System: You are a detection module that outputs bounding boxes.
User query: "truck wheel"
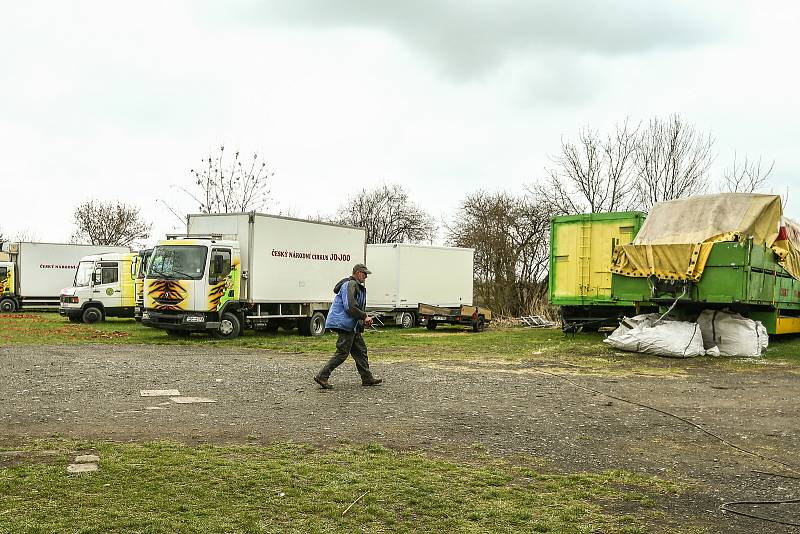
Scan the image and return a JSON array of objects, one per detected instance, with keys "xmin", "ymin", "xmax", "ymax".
[
  {"xmin": 472, "ymin": 316, "xmax": 486, "ymax": 333},
  {"xmin": 213, "ymin": 312, "xmax": 242, "ymax": 339},
  {"xmin": 0, "ymin": 298, "xmax": 16, "ymax": 312},
  {"xmin": 82, "ymin": 307, "xmax": 103, "ymax": 324},
  {"xmin": 299, "ymin": 311, "xmax": 326, "ymax": 337},
  {"xmin": 426, "ymin": 320, "xmax": 437, "ymax": 331},
  {"xmin": 400, "ymin": 312, "xmax": 415, "ymax": 329}
]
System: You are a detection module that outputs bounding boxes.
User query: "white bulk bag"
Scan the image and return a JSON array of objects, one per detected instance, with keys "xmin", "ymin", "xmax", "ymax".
[
  {"xmin": 696, "ymin": 309, "xmax": 768, "ymax": 357},
  {"xmin": 604, "ymin": 314, "xmax": 706, "ymax": 358}
]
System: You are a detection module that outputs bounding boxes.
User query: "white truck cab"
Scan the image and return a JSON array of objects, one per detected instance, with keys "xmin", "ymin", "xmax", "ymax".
[{"xmin": 60, "ymin": 252, "xmax": 138, "ymax": 323}]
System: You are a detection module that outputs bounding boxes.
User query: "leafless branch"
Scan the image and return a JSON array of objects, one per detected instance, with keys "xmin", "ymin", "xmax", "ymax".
[
  {"xmin": 447, "ymin": 191, "xmax": 553, "ymax": 316},
  {"xmin": 721, "ymin": 152, "xmax": 774, "ymax": 193},
  {"xmin": 70, "ymin": 200, "xmax": 151, "ymax": 246},
  {"xmin": 189, "ymin": 145, "xmax": 273, "ymax": 213},
  {"xmin": 334, "ymin": 184, "xmax": 436, "ymax": 244},
  {"xmin": 529, "ymin": 120, "xmax": 639, "ymax": 214},
  {"xmin": 633, "ymin": 114, "xmax": 716, "ymax": 209}
]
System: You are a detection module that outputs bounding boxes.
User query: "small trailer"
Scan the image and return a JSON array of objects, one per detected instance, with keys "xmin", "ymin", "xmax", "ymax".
[
  {"xmin": 0, "ymin": 242, "xmax": 128, "ymax": 312},
  {"xmin": 366, "ymin": 243, "xmax": 474, "ymax": 328},
  {"xmin": 417, "ymin": 303, "xmax": 492, "ymax": 332}
]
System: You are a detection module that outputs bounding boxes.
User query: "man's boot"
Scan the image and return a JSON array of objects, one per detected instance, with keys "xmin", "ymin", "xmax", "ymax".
[
  {"xmin": 362, "ymin": 377, "xmax": 383, "ymax": 386},
  {"xmin": 314, "ymin": 376, "xmax": 334, "ymax": 389}
]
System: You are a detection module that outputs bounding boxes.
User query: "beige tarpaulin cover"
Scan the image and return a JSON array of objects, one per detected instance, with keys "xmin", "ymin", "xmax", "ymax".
[{"xmin": 611, "ymin": 193, "xmax": 800, "ymax": 281}]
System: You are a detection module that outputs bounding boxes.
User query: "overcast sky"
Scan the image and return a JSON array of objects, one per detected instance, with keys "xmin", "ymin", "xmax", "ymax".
[{"xmin": 2, "ymin": 0, "xmax": 798, "ymax": 245}]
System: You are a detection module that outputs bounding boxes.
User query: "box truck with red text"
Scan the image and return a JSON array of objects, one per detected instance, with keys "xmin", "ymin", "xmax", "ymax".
[{"xmin": 141, "ymin": 212, "xmax": 366, "ymax": 338}]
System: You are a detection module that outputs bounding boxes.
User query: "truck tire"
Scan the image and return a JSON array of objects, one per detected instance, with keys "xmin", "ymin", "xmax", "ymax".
[
  {"xmin": 400, "ymin": 312, "xmax": 415, "ymax": 329},
  {"xmin": 0, "ymin": 298, "xmax": 16, "ymax": 313},
  {"xmin": 213, "ymin": 312, "xmax": 241, "ymax": 339},
  {"xmin": 426, "ymin": 320, "xmax": 437, "ymax": 331},
  {"xmin": 299, "ymin": 311, "xmax": 326, "ymax": 337},
  {"xmin": 82, "ymin": 306, "xmax": 103, "ymax": 324},
  {"xmin": 471, "ymin": 316, "xmax": 486, "ymax": 333}
]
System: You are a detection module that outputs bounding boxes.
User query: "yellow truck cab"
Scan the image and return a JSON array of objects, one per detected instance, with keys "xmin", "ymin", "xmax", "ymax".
[
  {"xmin": 142, "ymin": 236, "xmax": 242, "ymax": 337},
  {"xmin": 59, "ymin": 252, "xmax": 138, "ymax": 323},
  {"xmin": 0, "ymin": 261, "xmax": 15, "ymax": 312}
]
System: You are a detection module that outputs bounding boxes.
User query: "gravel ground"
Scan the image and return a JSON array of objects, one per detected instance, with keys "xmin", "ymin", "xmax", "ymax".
[{"xmin": 1, "ymin": 344, "xmax": 799, "ymax": 532}]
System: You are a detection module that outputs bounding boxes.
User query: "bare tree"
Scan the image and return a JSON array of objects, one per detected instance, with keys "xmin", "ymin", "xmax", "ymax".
[
  {"xmin": 530, "ymin": 120, "xmax": 639, "ymax": 215},
  {"xmin": 720, "ymin": 152, "xmax": 774, "ymax": 193},
  {"xmin": 334, "ymin": 184, "xmax": 435, "ymax": 244},
  {"xmin": 633, "ymin": 114, "xmax": 716, "ymax": 209},
  {"xmin": 71, "ymin": 200, "xmax": 151, "ymax": 246},
  {"xmin": 189, "ymin": 145, "xmax": 273, "ymax": 213},
  {"xmin": 448, "ymin": 191, "xmax": 553, "ymax": 316}
]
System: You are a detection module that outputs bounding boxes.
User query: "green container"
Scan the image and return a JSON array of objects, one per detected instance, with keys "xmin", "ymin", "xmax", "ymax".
[
  {"xmin": 549, "ymin": 212, "xmax": 653, "ymax": 328},
  {"xmin": 611, "ymin": 240, "xmax": 800, "ymax": 334}
]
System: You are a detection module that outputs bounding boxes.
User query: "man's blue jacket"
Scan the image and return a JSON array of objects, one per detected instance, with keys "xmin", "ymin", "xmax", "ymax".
[{"xmin": 325, "ymin": 276, "xmax": 367, "ymax": 332}]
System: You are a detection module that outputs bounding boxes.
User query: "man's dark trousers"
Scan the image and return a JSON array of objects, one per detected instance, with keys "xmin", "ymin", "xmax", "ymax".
[{"xmin": 319, "ymin": 329, "xmax": 372, "ymax": 381}]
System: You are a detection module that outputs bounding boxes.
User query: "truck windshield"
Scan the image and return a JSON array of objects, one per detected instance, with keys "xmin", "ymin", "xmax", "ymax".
[
  {"xmin": 74, "ymin": 261, "xmax": 94, "ymax": 287},
  {"xmin": 148, "ymin": 245, "xmax": 207, "ymax": 280}
]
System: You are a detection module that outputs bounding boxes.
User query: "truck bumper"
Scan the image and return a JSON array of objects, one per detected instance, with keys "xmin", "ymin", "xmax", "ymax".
[
  {"xmin": 141, "ymin": 310, "xmax": 219, "ymax": 331},
  {"xmin": 59, "ymin": 306, "xmax": 81, "ymax": 319}
]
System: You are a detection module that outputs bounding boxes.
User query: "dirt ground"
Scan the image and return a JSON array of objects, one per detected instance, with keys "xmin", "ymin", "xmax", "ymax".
[{"xmin": 1, "ymin": 343, "xmax": 799, "ymax": 532}]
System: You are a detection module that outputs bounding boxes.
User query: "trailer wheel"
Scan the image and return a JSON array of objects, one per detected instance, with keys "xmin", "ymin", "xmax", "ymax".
[
  {"xmin": 0, "ymin": 298, "xmax": 16, "ymax": 313},
  {"xmin": 213, "ymin": 312, "xmax": 241, "ymax": 339},
  {"xmin": 400, "ymin": 312, "xmax": 415, "ymax": 329},
  {"xmin": 299, "ymin": 311, "xmax": 326, "ymax": 337},
  {"xmin": 471, "ymin": 316, "xmax": 486, "ymax": 333},
  {"xmin": 426, "ymin": 320, "xmax": 437, "ymax": 331},
  {"xmin": 82, "ymin": 306, "xmax": 103, "ymax": 324}
]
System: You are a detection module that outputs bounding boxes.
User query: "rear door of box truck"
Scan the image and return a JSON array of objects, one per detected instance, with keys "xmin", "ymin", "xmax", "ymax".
[{"xmin": 397, "ymin": 245, "xmax": 473, "ymax": 307}]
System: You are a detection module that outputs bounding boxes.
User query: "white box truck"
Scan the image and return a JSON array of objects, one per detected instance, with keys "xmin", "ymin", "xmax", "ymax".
[
  {"xmin": 141, "ymin": 212, "xmax": 366, "ymax": 338},
  {"xmin": 59, "ymin": 251, "xmax": 141, "ymax": 323},
  {"xmin": 365, "ymin": 243, "xmax": 476, "ymax": 328},
  {"xmin": 0, "ymin": 242, "xmax": 128, "ymax": 312}
]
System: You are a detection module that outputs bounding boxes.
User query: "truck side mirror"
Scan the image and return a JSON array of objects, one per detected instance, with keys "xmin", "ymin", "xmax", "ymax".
[
  {"xmin": 213, "ymin": 256, "xmax": 224, "ymax": 275},
  {"xmin": 92, "ymin": 271, "xmax": 102, "ymax": 285}
]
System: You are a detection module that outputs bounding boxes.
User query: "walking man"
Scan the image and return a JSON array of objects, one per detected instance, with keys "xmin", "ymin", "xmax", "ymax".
[{"xmin": 314, "ymin": 263, "xmax": 382, "ymax": 389}]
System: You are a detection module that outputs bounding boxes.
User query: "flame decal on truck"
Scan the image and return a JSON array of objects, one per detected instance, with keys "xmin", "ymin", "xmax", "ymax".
[
  {"xmin": 208, "ymin": 257, "xmax": 241, "ymax": 311},
  {"xmin": 148, "ymin": 279, "xmax": 188, "ymax": 310},
  {"xmin": 0, "ymin": 265, "xmax": 13, "ymax": 295}
]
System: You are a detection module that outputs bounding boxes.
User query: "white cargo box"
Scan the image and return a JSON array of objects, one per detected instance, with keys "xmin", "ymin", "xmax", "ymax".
[
  {"xmin": 366, "ymin": 243, "xmax": 474, "ymax": 309},
  {"xmin": 6, "ymin": 242, "xmax": 128, "ymax": 297},
  {"xmin": 186, "ymin": 213, "xmax": 366, "ymax": 303}
]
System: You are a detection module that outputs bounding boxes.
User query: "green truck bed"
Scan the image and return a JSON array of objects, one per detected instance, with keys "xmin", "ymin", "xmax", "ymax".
[{"xmin": 611, "ymin": 240, "xmax": 800, "ymax": 334}]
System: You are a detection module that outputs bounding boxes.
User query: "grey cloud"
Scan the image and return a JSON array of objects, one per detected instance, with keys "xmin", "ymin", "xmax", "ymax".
[{"xmin": 220, "ymin": 0, "xmax": 730, "ymax": 79}]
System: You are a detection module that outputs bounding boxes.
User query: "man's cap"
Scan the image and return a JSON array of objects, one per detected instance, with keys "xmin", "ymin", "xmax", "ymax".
[{"xmin": 352, "ymin": 263, "xmax": 372, "ymax": 275}]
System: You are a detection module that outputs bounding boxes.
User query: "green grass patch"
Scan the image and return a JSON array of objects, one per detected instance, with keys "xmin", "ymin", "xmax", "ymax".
[
  {"xmin": 0, "ymin": 439, "xmax": 689, "ymax": 534},
  {"xmin": 1, "ymin": 313, "xmax": 798, "ymax": 370}
]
